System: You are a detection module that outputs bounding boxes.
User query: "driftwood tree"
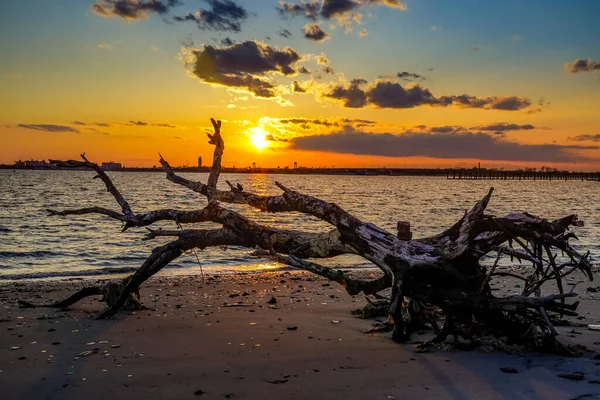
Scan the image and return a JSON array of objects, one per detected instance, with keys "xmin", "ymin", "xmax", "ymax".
[{"xmin": 20, "ymin": 118, "xmax": 594, "ymax": 354}]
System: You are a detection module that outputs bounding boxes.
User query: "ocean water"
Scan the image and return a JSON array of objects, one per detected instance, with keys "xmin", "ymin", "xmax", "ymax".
[{"xmin": 0, "ymin": 170, "xmax": 598, "ymax": 281}]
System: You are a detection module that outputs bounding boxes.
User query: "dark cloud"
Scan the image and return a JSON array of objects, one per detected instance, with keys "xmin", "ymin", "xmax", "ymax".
[
  {"xmin": 325, "ymin": 80, "xmax": 532, "ymax": 111},
  {"xmin": 290, "ymin": 130, "xmax": 595, "ymax": 162},
  {"xmin": 303, "ymin": 23, "xmax": 329, "ymax": 42},
  {"xmin": 428, "ymin": 126, "xmax": 464, "ymax": 134},
  {"xmin": 71, "ymin": 121, "xmax": 112, "ymax": 128},
  {"xmin": 366, "ymin": 81, "xmax": 439, "ymax": 108},
  {"xmin": 129, "ymin": 120, "xmax": 148, "ymax": 126},
  {"xmin": 320, "ymin": 0, "xmax": 361, "ymax": 19},
  {"xmin": 324, "ymin": 78, "xmax": 367, "ymax": 108},
  {"xmin": 277, "ymin": 0, "xmax": 406, "ymax": 22},
  {"xmin": 397, "ymin": 71, "xmax": 425, "ymax": 81},
  {"xmin": 570, "ymin": 134, "xmax": 600, "ymax": 142},
  {"xmin": 292, "ymin": 81, "xmax": 308, "ymax": 93},
  {"xmin": 127, "ymin": 121, "xmax": 176, "ymax": 128},
  {"xmin": 173, "ymin": 0, "xmax": 249, "ymax": 32},
  {"xmin": 322, "ymin": 65, "xmax": 335, "ymax": 74},
  {"xmin": 298, "ymin": 66, "xmax": 311, "ymax": 74},
  {"xmin": 276, "ymin": 117, "xmax": 376, "ymax": 129},
  {"xmin": 277, "ymin": 29, "xmax": 293, "ymax": 38},
  {"xmin": 185, "ymin": 40, "xmax": 302, "ymax": 98},
  {"xmin": 566, "ymin": 58, "xmax": 600, "ymax": 74},
  {"xmin": 439, "ymin": 94, "xmax": 532, "ymax": 111},
  {"xmin": 18, "ymin": 124, "xmax": 79, "ymax": 133},
  {"xmin": 473, "ymin": 123, "xmax": 536, "ymax": 132},
  {"xmin": 220, "ymin": 37, "xmax": 235, "ymax": 46},
  {"xmin": 276, "ymin": 1, "xmax": 320, "ymax": 20},
  {"xmin": 92, "ymin": 0, "xmax": 181, "ymax": 21}
]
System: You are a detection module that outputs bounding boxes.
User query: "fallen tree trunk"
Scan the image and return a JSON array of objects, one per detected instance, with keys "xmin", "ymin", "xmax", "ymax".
[{"xmin": 21, "ymin": 118, "xmax": 594, "ymax": 354}]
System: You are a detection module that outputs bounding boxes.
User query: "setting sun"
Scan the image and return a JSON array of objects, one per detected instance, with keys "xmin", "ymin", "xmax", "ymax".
[{"xmin": 249, "ymin": 127, "xmax": 269, "ymax": 150}]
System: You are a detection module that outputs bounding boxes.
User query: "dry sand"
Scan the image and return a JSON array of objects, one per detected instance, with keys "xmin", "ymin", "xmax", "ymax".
[{"xmin": 1, "ymin": 271, "xmax": 600, "ymax": 400}]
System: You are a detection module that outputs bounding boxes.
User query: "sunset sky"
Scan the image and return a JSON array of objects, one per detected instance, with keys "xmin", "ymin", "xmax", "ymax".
[{"xmin": 1, "ymin": 0, "xmax": 599, "ymax": 169}]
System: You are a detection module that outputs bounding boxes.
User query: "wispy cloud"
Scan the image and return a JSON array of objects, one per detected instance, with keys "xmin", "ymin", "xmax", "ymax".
[
  {"xmin": 570, "ymin": 134, "xmax": 600, "ymax": 142},
  {"xmin": 92, "ymin": 0, "xmax": 181, "ymax": 21},
  {"xmin": 173, "ymin": 0, "xmax": 249, "ymax": 32},
  {"xmin": 18, "ymin": 124, "xmax": 79, "ymax": 133},
  {"xmin": 97, "ymin": 42, "xmax": 113, "ymax": 50}
]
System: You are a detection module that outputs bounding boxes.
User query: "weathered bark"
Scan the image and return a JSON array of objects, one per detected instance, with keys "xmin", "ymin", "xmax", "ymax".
[{"xmin": 23, "ymin": 118, "xmax": 595, "ymax": 354}]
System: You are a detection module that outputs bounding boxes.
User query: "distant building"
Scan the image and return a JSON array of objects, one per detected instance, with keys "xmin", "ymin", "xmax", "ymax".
[
  {"xmin": 294, "ymin": 161, "xmax": 297, "ymax": 169},
  {"xmin": 198, "ymin": 156, "xmax": 202, "ymax": 169},
  {"xmin": 24, "ymin": 160, "xmax": 49, "ymax": 168},
  {"xmin": 14, "ymin": 160, "xmax": 25, "ymax": 168},
  {"xmin": 102, "ymin": 161, "xmax": 122, "ymax": 170}
]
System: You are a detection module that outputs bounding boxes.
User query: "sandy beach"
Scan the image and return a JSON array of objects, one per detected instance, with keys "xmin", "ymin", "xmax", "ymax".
[{"xmin": 0, "ymin": 271, "xmax": 599, "ymax": 400}]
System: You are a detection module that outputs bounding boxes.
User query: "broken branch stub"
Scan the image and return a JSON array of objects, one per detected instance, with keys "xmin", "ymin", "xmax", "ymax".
[{"xmin": 24, "ymin": 119, "xmax": 594, "ymax": 355}]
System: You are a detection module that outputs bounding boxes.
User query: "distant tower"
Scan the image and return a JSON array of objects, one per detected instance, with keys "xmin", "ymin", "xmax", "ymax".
[
  {"xmin": 294, "ymin": 161, "xmax": 297, "ymax": 169},
  {"xmin": 198, "ymin": 156, "xmax": 202, "ymax": 169},
  {"xmin": 252, "ymin": 162, "xmax": 256, "ymax": 169}
]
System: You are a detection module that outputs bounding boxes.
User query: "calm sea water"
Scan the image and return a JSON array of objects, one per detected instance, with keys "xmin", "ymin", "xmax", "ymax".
[{"xmin": 0, "ymin": 170, "xmax": 598, "ymax": 281}]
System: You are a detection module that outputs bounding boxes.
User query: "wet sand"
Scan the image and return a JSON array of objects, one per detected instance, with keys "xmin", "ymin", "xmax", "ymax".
[{"xmin": 1, "ymin": 271, "xmax": 600, "ymax": 400}]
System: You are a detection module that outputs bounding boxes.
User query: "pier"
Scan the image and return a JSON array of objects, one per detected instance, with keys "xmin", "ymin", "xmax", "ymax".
[{"xmin": 447, "ymin": 169, "xmax": 600, "ymax": 181}]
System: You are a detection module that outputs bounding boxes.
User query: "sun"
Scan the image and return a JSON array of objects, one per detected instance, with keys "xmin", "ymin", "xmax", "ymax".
[{"xmin": 249, "ymin": 127, "xmax": 269, "ymax": 150}]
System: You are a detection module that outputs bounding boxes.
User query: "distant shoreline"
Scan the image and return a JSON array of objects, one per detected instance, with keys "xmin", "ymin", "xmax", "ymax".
[{"xmin": 3, "ymin": 165, "xmax": 600, "ymax": 178}]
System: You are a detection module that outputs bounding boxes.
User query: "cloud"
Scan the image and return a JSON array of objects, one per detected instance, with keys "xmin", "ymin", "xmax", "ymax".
[
  {"xmin": 97, "ymin": 42, "xmax": 113, "ymax": 50},
  {"xmin": 566, "ymin": 58, "xmax": 600, "ymax": 74},
  {"xmin": 397, "ymin": 71, "xmax": 425, "ymax": 81},
  {"xmin": 298, "ymin": 66, "xmax": 311, "ymax": 74},
  {"xmin": 71, "ymin": 121, "xmax": 112, "ymax": 128},
  {"xmin": 570, "ymin": 134, "xmax": 600, "ymax": 142},
  {"xmin": 292, "ymin": 80, "xmax": 309, "ymax": 93},
  {"xmin": 303, "ymin": 23, "xmax": 329, "ymax": 42},
  {"xmin": 276, "ymin": 1, "xmax": 320, "ymax": 20},
  {"xmin": 220, "ymin": 37, "xmax": 235, "ymax": 46},
  {"xmin": 262, "ymin": 116, "xmax": 376, "ymax": 131},
  {"xmin": 91, "ymin": 0, "xmax": 181, "ymax": 21},
  {"xmin": 320, "ymin": 0, "xmax": 361, "ymax": 19},
  {"xmin": 277, "ymin": 0, "xmax": 406, "ymax": 31},
  {"xmin": 323, "ymin": 79, "xmax": 532, "ymax": 111},
  {"xmin": 473, "ymin": 123, "xmax": 536, "ymax": 132},
  {"xmin": 472, "ymin": 46, "xmax": 481, "ymax": 51},
  {"xmin": 324, "ymin": 78, "xmax": 368, "ymax": 107},
  {"xmin": 359, "ymin": 28, "xmax": 368, "ymax": 37},
  {"xmin": 290, "ymin": 130, "xmax": 595, "ymax": 162},
  {"xmin": 18, "ymin": 124, "xmax": 79, "ymax": 133},
  {"xmin": 440, "ymin": 94, "xmax": 532, "ymax": 111},
  {"xmin": 277, "ymin": 29, "xmax": 292, "ymax": 38},
  {"xmin": 151, "ymin": 45, "xmax": 160, "ymax": 51},
  {"xmin": 173, "ymin": 0, "xmax": 249, "ymax": 32},
  {"xmin": 127, "ymin": 120, "xmax": 177, "ymax": 128},
  {"xmin": 183, "ymin": 40, "xmax": 302, "ymax": 98},
  {"xmin": 316, "ymin": 53, "xmax": 334, "ymax": 74},
  {"xmin": 512, "ymin": 34, "xmax": 522, "ymax": 41}
]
